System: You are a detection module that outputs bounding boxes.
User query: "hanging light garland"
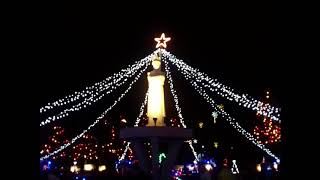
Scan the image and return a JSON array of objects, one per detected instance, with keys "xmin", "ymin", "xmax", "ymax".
[
  {"xmin": 163, "ymin": 57, "xmax": 199, "ymax": 161},
  {"xmin": 165, "ymin": 57, "xmax": 280, "ymax": 163},
  {"xmin": 162, "ymin": 50, "xmax": 281, "ymax": 122},
  {"xmin": 40, "ymin": 51, "xmax": 159, "ymax": 114},
  {"xmin": 40, "ymin": 61, "xmax": 150, "ymax": 161},
  {"xmin": 116, "ymin": 90, "xmax": 149, "ymax": 170},
  {"xmin": 40, "ymin": 56, "xmax": 153, "ymax": 127}
]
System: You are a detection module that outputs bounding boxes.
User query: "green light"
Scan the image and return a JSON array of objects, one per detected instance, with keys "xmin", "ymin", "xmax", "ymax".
[{"xmin": 158, "ymin": 153, "xmax": 166, "ymax": 163}]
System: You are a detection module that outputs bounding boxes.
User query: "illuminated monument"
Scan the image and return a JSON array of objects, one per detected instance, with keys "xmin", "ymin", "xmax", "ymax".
[
  {"xmin": 120, "ymin": 33, "xmax": 192, "ymax": 180},
  {"xmin": 146, "ymin": 53, "xmax": 166, "ymax": 127}
]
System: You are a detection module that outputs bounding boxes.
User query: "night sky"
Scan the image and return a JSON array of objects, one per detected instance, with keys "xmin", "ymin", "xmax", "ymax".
[{"xmin": 40, "ymin": 1, "xmax": 284, "ymax": 171}]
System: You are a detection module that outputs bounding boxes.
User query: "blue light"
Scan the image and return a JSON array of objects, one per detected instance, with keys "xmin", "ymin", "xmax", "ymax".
[
  {"xmin": 82, "ymin": 177, "xmax": 86, "ymax": 180},
  {"xmin": 206, "ymin": 161, "xmax": 210, "ymax": 164},
  {"xmin": 75, "ymin": 177, "xmax": 79, "ymax": 179},
  {"xmin": 48, "ymin": 161, "xmax": 52, "ymax": 165},
  {"xmin": 128, "ymin": 161, "xmax": 132, "ymax": 164}
]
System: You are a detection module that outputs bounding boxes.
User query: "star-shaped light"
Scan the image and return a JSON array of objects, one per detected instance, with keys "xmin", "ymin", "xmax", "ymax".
[{"xmin": 154, "ymin": 33, "xmax": 171, "ymax": 48}]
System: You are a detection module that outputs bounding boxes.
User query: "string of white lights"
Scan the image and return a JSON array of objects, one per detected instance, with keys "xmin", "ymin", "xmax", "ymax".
[
  {"xmin": 168, "ymin": 59, "xmax": 280, "ymax": 162},
  {"xmin": 40, "ymin": 50, "xmax": 160, "ymax": 114},
  {"xmin": 40, "ymin": 59, "xmax": 151, "ymax": 127},
  {"xmin": 116, "ymin": 91, "xmax": 149, "ymax": 170},
  {"xmin": 134, "ymin": 91, "xmax": 149, "ymax": 127},
  {"xmin": 40, "ymin": 60, "xmax": 151, "ymax": 161},
  {"xmin": 162, "ymin": 50, "xmax": 281, "ymax": 122},
  {"xmin": 163, "ymin": 56, "xmax": 199, "ymax": 161}
]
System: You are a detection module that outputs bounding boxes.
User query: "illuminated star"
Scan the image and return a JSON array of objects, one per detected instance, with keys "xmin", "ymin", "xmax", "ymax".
[{"xmin": 154, "ymin": 33, "xmax": 171, "ymax": 48}]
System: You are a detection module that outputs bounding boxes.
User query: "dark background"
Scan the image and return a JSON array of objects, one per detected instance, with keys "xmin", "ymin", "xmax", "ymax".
[{"xmin": 39, "ymin": 1, "xmax": 286, "ymax": 175}]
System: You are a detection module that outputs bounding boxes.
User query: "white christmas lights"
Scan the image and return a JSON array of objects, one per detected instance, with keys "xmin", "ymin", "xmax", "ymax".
[
  {"xmin": 166, "ymin": 58, "xmax": 279, "ymax": 162},
  {"xmin": 163, "ymin": 57, "xmax": 198, "ymax": 161},
  {"xmin": 40, "ymin": 50, "xmax": 160, "ymax": 114},
  {"xmin": 116, "ymin": 91, "xmax": 149, "ymax": 169},
  {"xmin": 40, "ymin": 60, "xmax": 151, "ymax": 161},
  {"xmin": 231, "ymin": 160, "xmax": 240, "ymax": 174},
  {"xmin": 40, "ymin": 58, "xmax": 152, "ymax": 127},
  {"xmin": 162, "ymin": 50, "xmax": 281, "ymax": 122},
  {"xmin": 134, "ymin": 91, "xmax": 149, "ymax": 127}
]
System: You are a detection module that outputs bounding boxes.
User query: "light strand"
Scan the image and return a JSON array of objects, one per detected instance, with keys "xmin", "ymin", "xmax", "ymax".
[
  {"xmin": 162, "ymin": 50, "xmax": 281, "ymax": 122},
  {"xmin": 40, "ymin": 59, "xmax": 150, "ymax": 126},
  {"xmin": 168, "ymin": 57, "xmax": 279, "ymax": 162},
  {"xmin": 116, "ymin": 91, "xmax": 149, "ymax": 170},
  {"xmin": 163, "ymin": 56, "xmax": 199, "ymax": 161},
  {"xmin": 40, "ymin": 49, "xmax": 160, "ymax": 114},
  {"xmin": 40, "ymin": 61, "xmax": 150, "ymax": 161}
]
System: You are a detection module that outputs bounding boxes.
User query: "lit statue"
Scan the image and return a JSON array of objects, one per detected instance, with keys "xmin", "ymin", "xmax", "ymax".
[{"xmin": 146, "ymin": 53, "xmax": 166, "ymax": 126}]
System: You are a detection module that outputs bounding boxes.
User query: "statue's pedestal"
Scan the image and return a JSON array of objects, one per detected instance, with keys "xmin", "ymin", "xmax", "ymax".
[{"xmin": 120, "ymin": 127, "xmax": 192, "ymax": 180}]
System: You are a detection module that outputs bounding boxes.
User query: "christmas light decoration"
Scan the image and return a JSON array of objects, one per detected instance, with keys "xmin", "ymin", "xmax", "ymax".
[
  {"xmin": 163, "ymin": 58, "xmax": 199, "ymax": 161},
  {"xmin": 212, "ymin": 112, "xmax": 218, "ymax": 124},
  {"xmin": 162, "ymin": 50, "xmax": 281, "ymax": 122},
  {"xmin": 214, "ymin": 142, "xmax": 218, "ymax": 148},
  {"xmin": 40, "ymin": 57, "xmax": 153, "ymax": 127},
  {"xmin": 40, "ymin": 126, "xmax": 69, "ymax": 162},
  {"xmin": 164, "ymin": 58, "xmax": 280, "ymax": 162},
  {"xmin": 154, "ymin": 33, "xmax": 171, "ymax": 48},
  {"xmin": 117, "ymin": 91, "xmax": 149, "ymax": 168},
  {"xmin": 198, "ymin": 122, "xmax": 204, "ymax": 128},
  {"xmin": 159, "ymin": 153, "xmax": 166, "ymax": 163},
  {"xmin": 98, "ymin": 165, "xmax": 106, "ymax": 172},
  {"xmin": 256, "ymin": 164, "xmax": 262, "ymax": 172},
  {"xmin": 134, "ymin": 91, "xmax": 149, "ymax": 127},
  {"xmin": 40, "ymin": 51, "xmax": 158, "ymax": 114},
  {"xmin": 253, "ymin": 91, "xmax": 281, "ymax": 144},
  {"xmin": 204, "ymin": 164, "xmax": 213, "ymax": 171},
  {"xmin": 231, "ymin": 160, "xmax": 239, "ymax": 174},
  {"xmin": 71, "ymin": 133, "xmax": 98, "ymax": 162},
  {"xmin": 84, "ymin": 164, "xmax": 94, "ymax": 171},
  {"xmin": 40, "ymin": 62, "xmax": 150, "ymax": 161}
]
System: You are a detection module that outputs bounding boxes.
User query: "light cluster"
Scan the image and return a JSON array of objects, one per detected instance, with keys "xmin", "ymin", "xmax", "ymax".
[
  {"xmin": 231, "ymin": 160, "xmax": 240, "ymax": 174},
  {"xmin": 254, "ymin": 92, "xmax": 281, "ymax": 145},
  {"xmin": 166, "ymin": 58, "xmax": 279, "ymax": 162},
  {"xmin": 162, "ymin": 50, "xmax": 281, "ymax": 122},
  {"xmin": 116, "ymin": 91, "xmax": 148, "ymax": 169},
  {"xmin": 40, "ymin": 56, "xmax": 153, "ymax": 127},
  {"xmin": 72, "ymin": 134, "xmax": 98, "ymax": 161},
  {"xmin": 40, "ymin": 126, "xmax": 69, "ymax": 161},
  {"xmin": 163, "ymin": 57, "xmax": 198, "ymax": 161},
  {"xmin": 40, "ymin": 61, "xmax": 150, "ymax": 161},
  {"xmin": 40, "ymin": 52, "xmax": 157, "ymax": 114},
  {"xmin": 117, "ymin": 90, "xmax": 149, "ymax": 166},
  {"xmin": 254, "ymin": 116, "xmax": 281, "ymax": 145},
  {"xmin": 134, "ymin": 91, "xmax": 149, "ymax": 127}
]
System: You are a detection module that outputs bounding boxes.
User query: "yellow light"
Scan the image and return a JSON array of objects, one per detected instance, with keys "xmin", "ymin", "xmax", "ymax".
[
  {"xmin": 256, "ymin": 164, "xmax": 261, "ymax": 172},
  {"xmin": 98, "ymin": 165, "xmax": 106, "ymax": 172},
  {"xmin": 214, "ymin": 142, "xmax": 218, "ymax": 148},
  {"xmin": 199, "ymin": 122, "xmax": 203, "ymax": 128},
  {"xmin": 217, "ymin": 104, "xmax": 224, "ymax": 110},
  {"xmin": 70, "ymin": 165, "xmax": 80, "ymax": 173},
  {"xmin": 84, "ymin": 164, "xmax": 94, "ymax": 171},
  {"xmin": 154, "ymin": 33, "xmax": 171, "ymax": 48}
]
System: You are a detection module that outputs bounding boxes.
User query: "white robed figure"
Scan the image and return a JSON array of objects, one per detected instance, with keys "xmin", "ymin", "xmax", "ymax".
[{"xmin": 146, "ymin": 54, "xmax": 166, "ymax": 126}]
